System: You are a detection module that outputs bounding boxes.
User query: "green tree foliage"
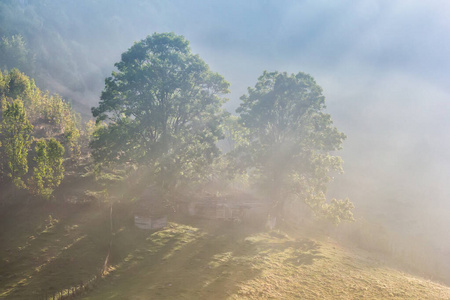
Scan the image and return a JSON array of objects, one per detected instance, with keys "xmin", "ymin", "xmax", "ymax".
[
  {"xmin": 0, "ymin": 68, "xmax": 35, "ymax": 102},
  {"xmin": 0, "ymin": 99, "xmax": 33, "ymax": 188},
  {"xmin": 91, "ymin": 32, "xmax": 230, "ymax": 190},
  {"xmin": 236, "ymin": 71, "xmax": 353, "ymax": 224},
  {"xmin": 0, "ymin": 34, "xmax": 35, "ymax": 76},
  {"xmin": 46, "ymin": 138, "xmax": 65, "ymax": 186},
  {"xmin": 29, "ymin": 140, "xmax": 50, "ymax": 197},
  {"xmin": 0, "ymin": 69, "xmax": 81, "ymax": 200},
  {"xmin": 0, "ymin": 69, "xmax": 81, "ymax": 155},
  {"xmin": 29, "ymin": 138, "xmax": 65, "ymax": 198}
]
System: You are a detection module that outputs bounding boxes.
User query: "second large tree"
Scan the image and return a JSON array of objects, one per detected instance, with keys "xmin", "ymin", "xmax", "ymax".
[
  {"xmin": 236, "ymin": 71, "xmax": 352, "ymax": 223},
  {"xmin": 91, "ymin": 33, "xmax": 230, "ymax": 189}
]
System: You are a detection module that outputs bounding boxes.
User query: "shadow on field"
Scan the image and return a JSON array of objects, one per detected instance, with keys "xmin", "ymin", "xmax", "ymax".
[
  {"xmin": 0, "ymin": 201, "xmax": 109, "ymax": 299},
  {"xmin": 99, "ymin": 219, "xmax": 265, "ymax": 299},
  {"xmin": 283, "ymin": 239, "xmax": 325, "ymax": 266},
  {"xmin": 90, "ymin": 217, "xmax": 329, "ymax": 299}
]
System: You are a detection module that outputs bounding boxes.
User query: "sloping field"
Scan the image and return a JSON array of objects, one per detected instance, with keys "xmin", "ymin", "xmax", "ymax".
[
  {"xmin": 85, "ymin": 221, "xmax": 450, "ymax": 299},
  {"xmin": 0, "ymin": 202, "xmax": 110, "ymax": 299},
  {"xmin": 1, "ymin": 202, "xmax": 449, "ymax": 299}
]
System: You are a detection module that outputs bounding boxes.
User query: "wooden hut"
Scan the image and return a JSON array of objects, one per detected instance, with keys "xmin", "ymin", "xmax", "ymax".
[{"xmin": 134, "ymin": 187, "xmax": 168, "ymax": 230}]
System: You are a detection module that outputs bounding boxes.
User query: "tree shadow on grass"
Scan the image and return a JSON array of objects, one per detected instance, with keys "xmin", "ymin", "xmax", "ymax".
[
  {"xmin": 83, "ymin": 219, "xmax": 265, "ymax": 299},
  {"xmin": 81, "ymin": 217, "xmax": 329, "ymax": 299},
  {"xmin": 250, "ymin": 233, "xmax": 326, "ymax": 267},
  {"xmin": 283, "ymin": 238, "xmax": 325, "ymax": 266},
  {"xmin": 149, "ymin": 222, "xmax": 263, "ymax": 299},
  {"xmin": 1, "ymin": 204, "xmax": 111, "ymax": 299}
]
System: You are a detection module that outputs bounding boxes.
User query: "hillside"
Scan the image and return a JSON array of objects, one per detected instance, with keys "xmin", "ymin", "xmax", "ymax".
[{"xmin": 1, "ymin": 202, "xmax": 449, "ymax": 299}]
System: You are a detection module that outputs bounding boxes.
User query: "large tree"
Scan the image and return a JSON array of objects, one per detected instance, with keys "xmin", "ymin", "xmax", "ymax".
[
  {"xmin": 236, "ymin": 71, "xmax": 353, "ymax": 224},
  {"xmin": 91, "ymin": 32, "xmax": 230, "ymax": 190}
]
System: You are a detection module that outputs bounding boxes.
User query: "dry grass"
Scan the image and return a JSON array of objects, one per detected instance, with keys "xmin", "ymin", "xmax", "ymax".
[
  {"xmin": 1, "ymin": 203, "xmax": 450, "ymax": 299},
  {"xmin": 84, "ymin": 220, "xmax": 450, "ymax": 299}
]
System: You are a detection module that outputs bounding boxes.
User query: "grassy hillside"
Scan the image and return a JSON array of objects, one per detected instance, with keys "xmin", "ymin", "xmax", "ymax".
[
  {"xmin": 0, "ymin": 201, "xmax": 110, "ymax": 299},
  {"xmin": 1, "ymin": 202, "xmax": 450, "ymax": 299}
]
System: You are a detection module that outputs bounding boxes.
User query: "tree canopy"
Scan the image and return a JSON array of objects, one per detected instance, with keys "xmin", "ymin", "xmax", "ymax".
[
  {"xmin": 236, "ymin": 71, "xmax": 353, "ymax": 224},
  {"xmin": 0, "ymin": 99, "xmax": 33, "ymax": 188},
  {"xmin": 91, "ymin": 32, "xmax": 230, "ymax": 190},
  {"xmin": 28, "ymin": 138, "xmax": 65, "ymax": 198},
  {"xmin": 0, "ymin": 69, "xmax": 82, "ymax": 200}
]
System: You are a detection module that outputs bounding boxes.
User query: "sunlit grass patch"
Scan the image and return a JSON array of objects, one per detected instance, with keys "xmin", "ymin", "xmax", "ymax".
[{"xmin": 208, "ymin": 252, "xmax": 233, "ymax": 269}]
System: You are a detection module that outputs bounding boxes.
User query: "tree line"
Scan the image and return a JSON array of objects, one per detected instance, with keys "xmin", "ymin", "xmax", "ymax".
[
  {"xmin": 0, "ymin": 69, "xmax": 86, "ymax": 199},
  {"xmin": 90, "ymin": 33, "xmax": 353, "ymax": 224},
  {"xmin": 0, "ymin": 32, "xmax": 353, "ymax": 224}
]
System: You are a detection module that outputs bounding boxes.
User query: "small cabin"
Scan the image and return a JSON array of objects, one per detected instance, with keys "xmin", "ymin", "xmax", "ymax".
[
  {"xmin": 133, "ymin": 187, "xmax": 168, "ymax": 230},
  {"xmin": 134, "ymin": 214, "xmax": 167, "ymax": 230}
]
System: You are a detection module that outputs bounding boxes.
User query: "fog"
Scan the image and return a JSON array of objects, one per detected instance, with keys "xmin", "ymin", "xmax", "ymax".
[{"xmin": 3, "ymin": 0, "xmax": 450, "ymax": 264}]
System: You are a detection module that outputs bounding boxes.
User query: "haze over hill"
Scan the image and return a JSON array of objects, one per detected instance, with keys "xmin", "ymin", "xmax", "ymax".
[{"xmin": 1, "ymin": 0, "xmax": 450, "ymax": 285}]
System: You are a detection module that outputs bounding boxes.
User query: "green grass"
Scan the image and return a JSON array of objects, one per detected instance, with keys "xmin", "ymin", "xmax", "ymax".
[{"xmin": 1, "ymin": 202, "xmax": 450, "ymax": 299}]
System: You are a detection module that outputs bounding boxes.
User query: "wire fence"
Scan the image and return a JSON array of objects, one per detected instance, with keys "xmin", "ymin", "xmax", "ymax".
[{"xmin": 33, "ymin": 274, "xmax": 98, "ymax": 300}]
